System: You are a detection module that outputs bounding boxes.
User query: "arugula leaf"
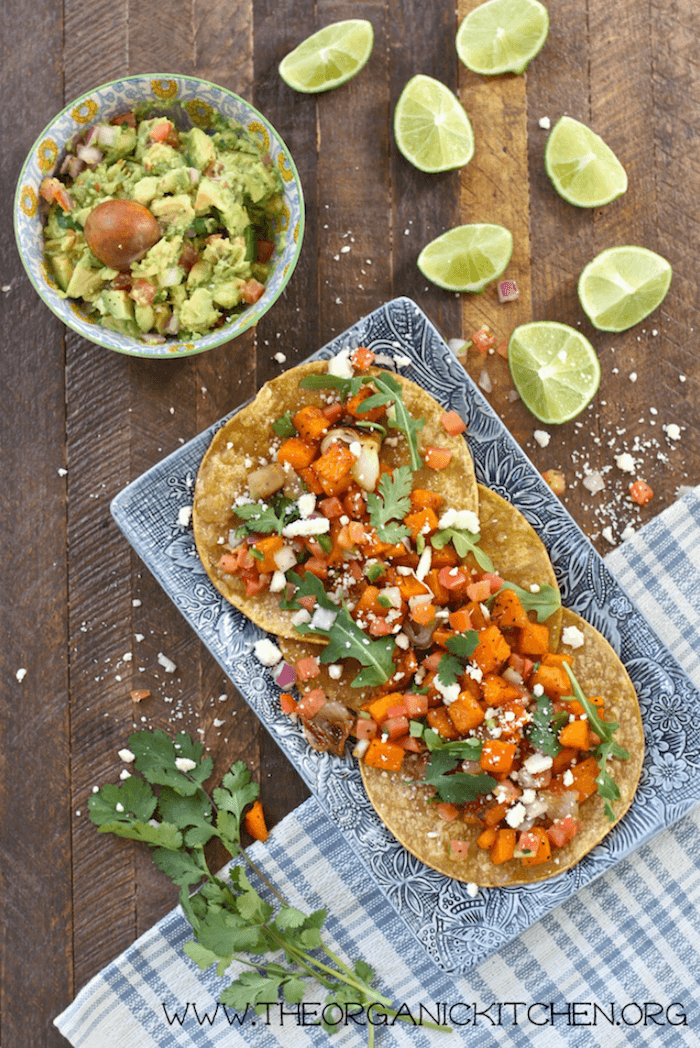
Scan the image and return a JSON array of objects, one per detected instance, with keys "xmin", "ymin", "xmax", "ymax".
[
  {"xmin": 424, "ymin": 750, "xmax": 496, "ymax": 805},
  {"xmin": 431, "ymin": 527, "xmax": 494, "ymax": 572},
  {"xmin": 422, "ymin": 728, "xmax": 483, "ymax": 760},
  {"xmin": 298, "ymin": 371, "xmax": 365, "ymax": 399},
  {"xmin": 374, "ymin": 373, "xmax": 425, "ymax": 472},
  {"xmin": 366, "ymin": 466, "xmax": 412, "ymax": 543},
  {"xmin": 526, "ymin": 695, "xmax": 563, "ymax": 758},
  {"xmin": 563, "ymin": 663, "xmax": 630, "ymax": 823},
  {"xmin": 316, "ymin": 606, "xmax": 395, "ymax": 689},
  {"xmin": 490, "ymin": 581, "xmax": 561, "ymax": 623}
]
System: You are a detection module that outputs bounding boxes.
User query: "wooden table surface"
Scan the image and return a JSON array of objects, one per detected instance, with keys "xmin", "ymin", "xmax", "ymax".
[{"xmin": 1, "ymin": 0, "xmax": 698, "ymax": 1044}]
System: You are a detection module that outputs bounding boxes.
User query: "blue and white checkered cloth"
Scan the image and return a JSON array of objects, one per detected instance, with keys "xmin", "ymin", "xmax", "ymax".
[{"xmin": 55, "ymin": 488, "xmax": 700, "ymax": 1048}]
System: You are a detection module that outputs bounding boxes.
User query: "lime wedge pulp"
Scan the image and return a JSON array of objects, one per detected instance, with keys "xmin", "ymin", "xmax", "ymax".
[
  {"xmin": 578, "ymin": 246, "xmax": 672, "ymax": 332},
  {"xmin": 394, "ymin": 75, "xmax": 474, "ymax": 173},
  {"xmin": 508, "ymin": 321, "xmax": 601, "ymax": 424},
  {"xmin": 279, "ymin": 19, "xmax": 374, "ymax": 93},
  {"xmin": 417, "ymin": 224, "xmax": 513, "ymax": 292},
  {"xmin": 456, "ymin": 0, "xmax": 549, "ymax": 75},
  {"xmin": 545, "ymin": 116, "xmax": 628, "ymax": 207}
]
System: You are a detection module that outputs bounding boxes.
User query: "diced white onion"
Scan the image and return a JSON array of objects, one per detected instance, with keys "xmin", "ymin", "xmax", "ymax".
[{"xmin": 273, "ymin": 545, "xmax": 297, "ymax": 573}]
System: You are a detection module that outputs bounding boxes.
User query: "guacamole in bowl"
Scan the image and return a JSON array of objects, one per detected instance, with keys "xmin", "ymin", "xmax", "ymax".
[{"xmin": 15, "ymin": 75, "xmax": 304, "ymax": 358}]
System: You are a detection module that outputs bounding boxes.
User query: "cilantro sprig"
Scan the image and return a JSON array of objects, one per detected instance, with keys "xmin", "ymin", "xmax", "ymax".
[
  {"xmin": 526, "ymin": 695, "xmax": 567, "ymax": 758},
  {"xmin": 234, "ymin": 494, "xmax": 299, "ymax": 540},
  {"xmin": 90, "ymin": 730, "xmax": 450, "ymax": 1041},
  {"xmin": 366, "ymin": 465, "xmax": 412, "ymax": 543},
  {"xmin": 283, "ymin": 570, "xmax": 396, "ymax": 688},
  {"xmin": 436, "ymin": 631, "xmax": 479, "ymax": 688},
  {"xmin": 563, "ymin": 663, "xmax": 630, "ymax": 822}
]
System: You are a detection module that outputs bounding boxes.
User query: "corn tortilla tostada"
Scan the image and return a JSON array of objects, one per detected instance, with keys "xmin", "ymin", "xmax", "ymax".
[{"xmin": 193, "ymin": 351, "xmax": 478, "ymax": 642}]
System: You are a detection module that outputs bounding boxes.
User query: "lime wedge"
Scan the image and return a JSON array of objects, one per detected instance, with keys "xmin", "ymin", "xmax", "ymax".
[
  {"xmin": 279, "ymin": 19, "xmax": 374, "ymax": 93},
  {"xmin": 578, "ymin": 246, "xmax": 672, "ymax": 332},
  {"xmin": 394, "ymin": 75, "xmax": 474, "ymax": 173},
  {"xmin": 417, "ymin": 224, "xmax": 512, "ymax": 292},
  {"xmin": 544, "ymin": 116, "xmax": 628, "ymax": 207},
  {"xmin": 456, "ymin": 0, "xmax": 549, "ymax": 75},
  {"xmin": 508, "ymin": 321, "xmax": 601, "ymax": 424}
]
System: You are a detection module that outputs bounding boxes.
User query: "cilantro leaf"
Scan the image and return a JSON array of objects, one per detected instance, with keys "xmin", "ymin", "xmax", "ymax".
[
  {"xmin": 151, "ymin": 846, "xmax": 209, "ymax": 888},
  {"xmin": 366, "ymin": 466, "xmax": 412, "ymax": 542},
  {"xmin": 234, "ymin": 495, "xmax": 299, "ymax": 540},
  {"xmin": 128, "ymin": 729, "xmax": 213, "ymax": 796},
  {"xmin": 445, "ymin": 631, "xmax": 479, "ymax": 660},
  {"xmin": 272, "ymin": 411, "xmax": 296, "ymax": 438},
  {"xmin": 491, "ymin": 581, "xmax": 561, "ymax": 623},
  {"xmin": 424, "ymin": 750, "xmax": 496, "ymax": 804},
  {"xmin": 212, "ymin": 762, "xmax": 260, "ymax": 848},
  {"xmin": 436, "ymin": 653, "xmax": 463, "ymax": 688},
  {"xmin": 526, "ymin": 695, "xmax": 563, "ymax": 758},
  {"xmin": 157, "ymin": 786, "xmax": 217, "ymax": 847},
  {"xmin": 88, "ymin": 776, "xmax": 156, "ymax": 825},
  {"xmin": 431, "ymin": 526, "xmax": 494, "ymax": 572}
]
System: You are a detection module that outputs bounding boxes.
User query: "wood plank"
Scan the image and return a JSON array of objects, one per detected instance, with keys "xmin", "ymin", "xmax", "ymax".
[
  {"xmin": 0, "ymin": 3, "xmax": 71, "ymax": 1044},
  {"xmin": 390, "ymin": 0, "xmax": 462, "ymax": 340}
]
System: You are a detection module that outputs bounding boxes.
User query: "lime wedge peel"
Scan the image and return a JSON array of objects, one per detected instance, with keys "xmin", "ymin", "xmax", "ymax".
[
  {"xmin": 578, "ymin": 246, "xmax": 673, "ymax": 332},
  {"xmin": 417, "ymin": 223, "xmax": 513, "ymax": 293},
  {"xmin": 545, "ymin": 116, "xmax": 628, "ymax": 207},
  {"xmin": 456, "ymin": 0, "xmax": 550, "ymax": 76},
  {"xmin": 279, "ymin": 19, "xmax": 374, "ymax": 93},
  {"xmin": 394, "ymin": 75, "xmax": 475, "ymax": 173},
  {"xmin": 508, "ymin": 321, "xmax": 601, "ymax": 424}
]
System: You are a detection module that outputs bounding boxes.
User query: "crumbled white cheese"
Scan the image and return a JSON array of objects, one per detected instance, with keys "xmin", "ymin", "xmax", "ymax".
[
  {"xmin": 15, "ymin": 668, "xmax": 27, "ymax": 683},
  {"xmin": 562, "ymin": 625, "xmax": 585, "ymax": 649},
  {"xmin": 115, "ymin": 803, "xmax": 124, "ymax": 813},
  {"xmin": 438, "ymin": 507, "xmax": 479, "ymax": 534},
  {"xmin": 532, "ymin": 683, "xmax": 544, "ymax": 697},
  {"xmin": 327, "ymin": 664, "xmax": 343, "ymax": 680},
  {"xmin": 310, "ymin": 606, "xmax": 338, "ymax": 632},
  {"xmin": 274, "ymin": 352, "xmax": 286, "ymax": 363},
  {"xmin": 282, "ymin": 517, "xmax": 330, "ymax": 538},
  {"xmin": 269, "ymin": 570, "xmax": 287, "ymax": 593},
  {"xmin": 534, "ymin": 430, "xmax": 550, "ymax": 448},
  {"xmin": 119, "ymin": 769, "xmax": 131, "ymax": 781},
  {"xmin": 435, "ymin": 679, "xmax": 460, "ymax": 706},
  {"xmin": 538, "ymin": 116, "xmax": 551, "ymax": 129},
  {"xmin": 505, "ymin": 803, "xmax": 527, "ymax": 828},
  {"xmin": 157, "ymin": 652, "xmax": 177, "ymax": 674},
  {"xmin": 629, "ymin": 371, "xmax": 637, "ymax": 383},
  {"xmin": 524, "ymin": 753, "xmax": 553, "ymax": 775},
  {"xmin": 529, "ymin": 583, "xmax": 540, "ymax": 593},
  {"xmin": 297, "ymin": 493, "xmax": 316, "ymax": 518},
  {"xmin": 621, "ymin": 523, "xmax": 636, "ymax": 541},
  {"xmin": 521, "ymin": 789, "xmax": 536, "ymax": 805},
  {"xmin": 175, "ymin": 757, "xmax": 197, "ymax": 773},
  {"xmin": 349, "ymin": 441, "xmax": 362, "ymax": 458},
  {"xmin": 666, "ymin": 423, "xmax": 681, "ymax": 441},
  {"xmin": 253, "ymin": 638, "xmax": 283, "ymax": 667},
  {"xmin": 118, "ymin": 748, "xmax": 136, "ymax": 764},
  {"xmin": 328, "ymin": 349, "xmax": 354, "ymax": 379},
  {"xmin": 466, "ymin": 882, "xmax": 480, "ymax": 898},
  {"xmin": 602, "ymin": 526, "xmax": 616, "ymax": 546},
  {"xmin": 177, "ymin": 505, "xmax": 192, "ymax": 527},
  {"xmin": 563, "ymin": 769, "xmax": 574, "ymax": 787},
  {"xmin": 464, "ymin": 664, "xmax": 483, "ymax": 683},
  {"xmin": 291, "ymin": 609, "xmax": 311, "ymax": 627},
  {"xmin": 615, "ymin": 452, "xmax": 636, "ymax": 474},
  {"xmin": 395, "ymin": 632, "xmax": 410, "ymax": 650}
]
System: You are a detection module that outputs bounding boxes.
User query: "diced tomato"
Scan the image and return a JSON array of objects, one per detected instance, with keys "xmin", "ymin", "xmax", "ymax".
[
  {"xmin": 424, "ymin": 446, "xmax": 453, "ymax": 470},
  {"xmin": 466, "ymin": 579, "xmax": 491, "ymax": 602},
  {"xmin": 304, "ymin": 557, "xmax": 329, "ymax": 580},
  {"xmin": 244, "ymin": 574, "xmax": 269, "ymax": 596},
  {"xmin": 440, "ymin": 410, "xmax": 466, "ymax": 436},
  {"xmin": 296, "ymin": 688, "xmax": 327, "ymax": 719},
  {"xmin": 295, "ymin": 657, "xmax": 320, "ymax": 681},
  {"xmin": 354, "ymin": 717, "xmax": 378, "ymax": 740},
  {"xmin": 109, "ymin": 110, "xmax": 136, "ymax": 127},
  {"xmin": 438, "ymin": 566, "xmax": 468, "ymax": 590},
  {"xmin": 351, "ymin": 345, "xmax": 375, "ymax": 371},
  {"xmin": 404, "ymin": 693, "xmax": 429, "ymax": 718},
  {"xmin": 629, "ymin": 480, "xmax": 654, "ymax": 505},
  {"xmin": 150, "ymin": 118, "xmax": 175, "ymax": 142},
  {"xmin": 518, "ymin": 830, "xmax": 542, "ymax": 857},
  {"xmin": 436, "ymin": 802, "xmax": 459, "ymax": 822},
  {"xmin": 547, "ymin": 815, "xmax": 582, "ymax": 849},
  {"xmin": 297, "ymin": 594, "xmax": 316, "ymax": 613},
  {"xmin": 450, "ymin": 840, "xmax": 470, "ymax": 859},
  {"xmin": 470, "ymin": 326, "xmax": 496, "ymax": 354},
  {"xmin": 240, "ymin": 279, "xmax": 266, "ymax": 304},
  {"xmin": 542, "ymin": 469, "xmax": 566, "ymax": 496},
  {"xmin": 369, "ymin": 617, "xmax": 394, "ymax": 637},
  {"xmin": 322, "ymin": 402, "xmax": 344, "ymax": 424},
  {"xmin": 384, "ymin": 714, "xmax": 410, "ymax": 739}
]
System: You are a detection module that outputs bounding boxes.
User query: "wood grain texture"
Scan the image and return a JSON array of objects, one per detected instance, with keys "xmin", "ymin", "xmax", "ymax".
[
  {"xmin": 0, "ymin": 4, "xmax": 71, "ymax": 1045},
  {"xmin": 2, "ymin": 2, "xmax": 699, "ymax": 1045}
]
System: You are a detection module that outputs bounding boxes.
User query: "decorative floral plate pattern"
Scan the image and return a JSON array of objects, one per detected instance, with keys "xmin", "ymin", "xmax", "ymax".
[
  {"xmin": 14, "ymin": 73, "xmax": 304, "ymax": 358},
  {"xmin": 111, "ymin": 297, "xmax": 700, "ymax": 974}
]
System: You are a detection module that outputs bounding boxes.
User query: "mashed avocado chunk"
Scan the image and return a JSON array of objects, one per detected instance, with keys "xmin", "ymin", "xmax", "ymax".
[{"xmin": 42, "ymin": 110, "xmax": 284, "ymax": 343}]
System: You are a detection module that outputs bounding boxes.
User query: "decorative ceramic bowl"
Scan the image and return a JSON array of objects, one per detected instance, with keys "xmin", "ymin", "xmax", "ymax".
[{"xmin": 14, "ymin": 73, "xmax": 304, "ymax": 358}]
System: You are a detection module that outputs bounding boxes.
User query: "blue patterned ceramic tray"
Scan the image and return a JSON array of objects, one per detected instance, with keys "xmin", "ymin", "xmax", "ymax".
[{"xmin": 111, "ymin": 297, "xmax": 700, "ymax": 975}]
